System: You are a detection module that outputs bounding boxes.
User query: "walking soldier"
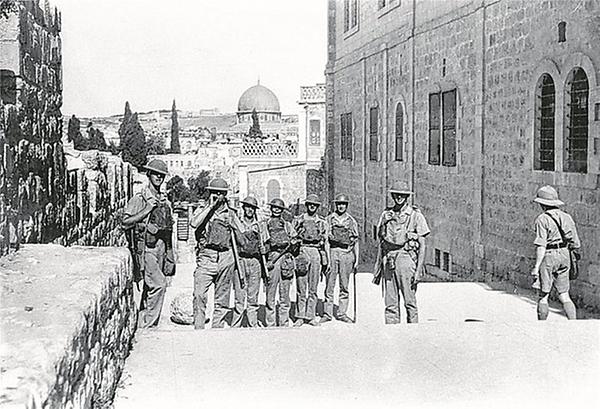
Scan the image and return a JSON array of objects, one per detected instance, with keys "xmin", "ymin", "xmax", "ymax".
[
  {"xmin": 323, "ymin": 194, "xmax": 359, "ymax": 324},
  {"xmin": 373, "ymin": 182, "xmax": 429, "ymax": 324},
  {"xmin": 293, "ymin": 194, "xmax": 329, "ymax": 327},
  {"xmin": 231, "ymin": 196, "xmax": 267, "ymax": 328},
  {"xmin": 190, "ymin": 177, "xmax": 240, "ymax": 329},
  {"xmin": 122, "ymin": 159, "xmax": 175, "ymax": 329},
  {"xmin": 531, "ymin": 185, "xmax": 580, "ymax": 320},
  {"xmin": 263, "ymin": 198, "xmax": 298, "ymax": 327}
]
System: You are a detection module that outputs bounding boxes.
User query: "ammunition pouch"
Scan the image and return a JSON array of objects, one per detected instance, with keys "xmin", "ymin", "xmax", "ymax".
[
  {"xmin": 295, "ymin": 251, "xmax": 310, "ymax": 276},
  {"xmin": 240, "ymin": 230, "xmax": 261, "ymax": 257},
  {"xmin": 280, "ymin": 253, "xmax": 295, "ymax": 279},
  {"xmin": 330, "ymin": 224, "xmax": 351, "ymax": 247},
  {"xmin": 205, "ymin": 218, "xmax": 231, "ymax": 252}
]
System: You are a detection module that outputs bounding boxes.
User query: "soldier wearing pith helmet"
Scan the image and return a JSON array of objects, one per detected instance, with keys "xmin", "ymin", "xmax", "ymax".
[
  {"xmin": 531, "ymin": 185, "xmax": 580, "ymax": 320},
  {"xmin": 189, "ymin": 177, "xmax": 241, "ymax": 329},
  {"xmin": 122, "ymin": 158, "xmax": 175, "ymax": 329},
  {"xmin": 373, "ymin": 181, "xmax": 430, "ymax": 324},
  {"xmin": 324, "ymin": 193, "xmax": 359, "ymax": 323}
]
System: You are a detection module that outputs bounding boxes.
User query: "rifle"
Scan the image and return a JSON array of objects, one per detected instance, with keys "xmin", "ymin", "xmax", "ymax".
[{"xmin": 225, "ymin": 200, "xmax": 245, "ymax": 289}]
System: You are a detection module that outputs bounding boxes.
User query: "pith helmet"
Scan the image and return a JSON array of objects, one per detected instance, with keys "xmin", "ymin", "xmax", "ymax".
[
  {"xmin": 305, "ymin": 194, "xmax": 321, "ymax": 206},
  {"xmin": 334, "ymin": 193, "xmax": 349, "ymax": 203},
  {"xmin": 269, "ymin": 198, "xmax": 286, "ymax": 209},
  {"xmin": 206, "ymin": 177, "xmax": 229, "ymax": 192},
  {"xmin": 241, "ymin": 196, "xmax": 259, "ymax": 209},
  {"xmin": 144, "ymin": 158, "xmax": 168, "ymax": 175},
  {"xmin": 533, "ymin": 185, "xmax": 564, "ymax": 207},
  {"xmin": 389, "ymin": 181, "xmax": 413, "ymax": 196}
]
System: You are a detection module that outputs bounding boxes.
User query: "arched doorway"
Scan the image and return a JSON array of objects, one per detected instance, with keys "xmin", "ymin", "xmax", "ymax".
[{"xmin": 266, "ymin": 179, "xmax": 280, "ymax": 203}]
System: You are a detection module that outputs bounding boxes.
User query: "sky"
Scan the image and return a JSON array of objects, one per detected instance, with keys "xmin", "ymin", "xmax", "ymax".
[{"xmin": 52, "ymin": 0, "xmax": 328, "ymax": 117}]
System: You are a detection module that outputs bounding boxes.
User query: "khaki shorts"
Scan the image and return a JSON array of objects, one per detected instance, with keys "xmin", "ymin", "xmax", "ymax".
[{"xmin": 534, "ymin": 248, "xmax": 570, "ymax": 294}]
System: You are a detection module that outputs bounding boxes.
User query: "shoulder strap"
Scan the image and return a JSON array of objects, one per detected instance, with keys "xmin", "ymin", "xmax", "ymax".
[{"xmin": 545, "ymin": 212, "xmax": 567, "ymax": 245}]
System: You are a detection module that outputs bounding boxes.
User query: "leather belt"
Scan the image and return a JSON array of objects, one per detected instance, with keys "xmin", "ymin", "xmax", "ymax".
[{"xmin": 546, "ymin": 243, "xmax": 567, "ymax": 249}]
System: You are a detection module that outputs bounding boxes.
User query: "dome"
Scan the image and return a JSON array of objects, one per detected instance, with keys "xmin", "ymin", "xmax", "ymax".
[{"xmin": 237, "ymin": 82, "xmax": 281, "ymax": 113}]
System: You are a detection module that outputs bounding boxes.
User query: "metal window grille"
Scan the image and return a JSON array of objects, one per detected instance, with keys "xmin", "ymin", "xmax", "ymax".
[
  {"xmin": 340, "ymin": 113, "xmax": 353, "ymax": 160},
  {"xmin": 558, "ymin": 21, "xmax": 566, "ymax": 43},
  {"xmin": 564, "ymin": 68, "xmax": 588, "ymax": 173},
  {"xmin": 395, "ymin": 102, "xmax": 404, "ymax": 161},
  {"xmin": 309, "ymin": 119, "xmax": 321, "ymax": 145},
  {"xmin": 351, "ymin": 0, "xmax": 359, "ymax": 29},
  {"xmin": 428, "ymin": 90, "xmax": 456, "ymax": 167},
  {"xmin": 343, "ymin": 0, "xmax": 350, "ymax": 32},
  {"xmin": 369, "ymin": 107, "xmax": 379, "ymax": 161},
  {"xmin": 534, "ymin": 74, "xmax": 555, "ymax": 171}
]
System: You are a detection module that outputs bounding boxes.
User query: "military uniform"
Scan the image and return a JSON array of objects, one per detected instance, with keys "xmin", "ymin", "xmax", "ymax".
[
  {"xmin": 231, "ymin": 214, "xmax": 266, "ymax": 328},
  {"xmin": 123, "ymin": 185, "xmax": 174, "ymax": 329},
  {"xmin": 325, "ymin": 211, "xmax": 358, "ymax": 320},
  {"xmin": 191, "ymin": 205, "xmax": 236, "ymax": 329},
  {"xmin": 533, "ymin": 209, "xmax": 580, "ymax": 294},
  {"xmin": 264, "ymin": 215, "xmax": 296, "ymax": 327},
  {"xmin": 294, "ymin": 212, "xmax": 328, "ymax": 323},
  {"xmin": 377, "ymin": 205, "xmax": 430, "ymax": 324}
]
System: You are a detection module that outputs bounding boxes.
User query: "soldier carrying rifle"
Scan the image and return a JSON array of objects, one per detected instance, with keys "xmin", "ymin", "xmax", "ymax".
[
  {"xmin": 231, "ymin": 195, "xmax": 268, "ymax": 328},
  {"xmin": 189, "ymin": 177, "xmax": 243, "ymax": 330},
  {"xmin": 263, "ymin": 198, "xmax": 298, "ymax": 327},
  {"xmin": 373, "ymin": 181, "xmax": 429, "ymax": 324},
  {"xmin": 293, "ymin": 194, "xmax": 329, "ymax": 327},
  {"xmin": 122, "ymin": 159, "xmax": 175, "ymax": 329}
]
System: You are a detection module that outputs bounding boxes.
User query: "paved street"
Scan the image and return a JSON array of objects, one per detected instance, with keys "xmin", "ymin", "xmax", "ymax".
[{"xmin": 114, "ymin": 262, "xmax": 600, "ymax": 409}]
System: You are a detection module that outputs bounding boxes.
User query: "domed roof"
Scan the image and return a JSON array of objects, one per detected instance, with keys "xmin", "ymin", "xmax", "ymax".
[{"xmin": 237, "ymin": 82, "xmax": 280, "ymax": 113}]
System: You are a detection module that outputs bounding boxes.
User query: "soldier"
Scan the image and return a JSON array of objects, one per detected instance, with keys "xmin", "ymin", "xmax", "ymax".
[
  {"xmin": 231, "ymin": 196, "xmax": 267, "ymax": 328},
  {"xmin": 323, "ymin": 193, "xmax": 359, "ymax": 324},
  {"xmin": 293, "ymin": 194, "xmax": 328, "ymax": 327},
  {"xmin": 531, "ymin": 185, "xmax": 580, "ymax": 320},
  {"xmin": 122, "ymin": 158, "xmax": 175, "ymax": 329},
  {"xmin": 189, "ymin": 177, "xmax": 240, "ymax": 329},
  {"xmin": 264, "ymin": 198, "xmax": 297, "ymax": 327},
  {"xmin": 373, "ymin": 181, "xmax": 429, "ymax": 324}
]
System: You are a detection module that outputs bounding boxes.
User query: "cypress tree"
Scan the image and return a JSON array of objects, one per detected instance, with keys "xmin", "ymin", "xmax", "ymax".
[
  {"xmin": 121, "ymin": 113, "xmax": 147, "ymax": 169},
  {"xmin": 248, "ymin": 108, "xmax": 263, "ymax": 139},
  {"xmin": 118, "ymin": 101, "xmax": 132, "ymax": 149},
  {"xmin": 170, "ymin": 99, "xmax": 180, "ymax": 153}
]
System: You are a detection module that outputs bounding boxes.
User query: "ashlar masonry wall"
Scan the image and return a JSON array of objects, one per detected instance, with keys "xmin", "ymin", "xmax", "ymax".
[{"xmin": 326, "ymin": 0, "xmax": 600, "ymax": 310}]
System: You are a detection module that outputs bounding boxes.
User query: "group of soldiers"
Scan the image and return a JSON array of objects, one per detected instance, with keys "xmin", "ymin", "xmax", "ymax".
[
  {"xmin": 188, "ymin": 176, "xmax": 360, "ymax": 328},
  {"xmin": 123, "ymin": 158, "xmax": 582, "ymax": 329}
]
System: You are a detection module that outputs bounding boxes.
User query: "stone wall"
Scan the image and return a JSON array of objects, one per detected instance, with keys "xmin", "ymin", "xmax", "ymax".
[
  {"xmin": 0, "ymin": 244, "xmax": 136, "ymax": 408},
  {"xmin": 327, "ymin": 0, "xmax": 600, "ymax": 310},
  {"xmin": 0, "ymin": 2, "xmax": 133, "ymax": 255}
]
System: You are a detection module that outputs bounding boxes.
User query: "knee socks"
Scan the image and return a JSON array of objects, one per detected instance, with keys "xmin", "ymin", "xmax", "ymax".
[
  {"xmin": 537, "ymin": 301, "xmax": 549, "ymax": 320},
  {"xmin": 563, "ymin": 301, "xmax": 577, "ymax": 320}
]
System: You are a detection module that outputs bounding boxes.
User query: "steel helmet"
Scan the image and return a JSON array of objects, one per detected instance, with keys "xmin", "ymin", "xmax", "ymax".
[
  {"xmin": 269, "ymin": 198, "xmax": 286, "ymax": 209},
  {"xmin": 533, "ymin": 185, "xmax": 564, "ymax": 207},
  {"xmin": 389, "ymin": 181, "xmax": 412, "ymax": 196},
  {"xmin": 206, "ymin": 177, "xmax": 229, "ymax": 192},
  {"xmin": 241, "ymin": 196, "xmax": 259, "ymax": 209},
  {"xmin": 333, "ymin": 193, "xmax": 349, "ymax": 203},
  {"xmin": 144, "ymin": 158, "xmax": 168, "ymax": 175},
  {"xmin": 305, "ymin": 194, "xmax": 321, "ymax": 206}
]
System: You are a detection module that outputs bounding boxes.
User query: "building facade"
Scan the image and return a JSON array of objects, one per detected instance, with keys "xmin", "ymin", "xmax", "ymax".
[{"xmin": 326, "ymin": 0, "xmax": 600, "ymax": 309}]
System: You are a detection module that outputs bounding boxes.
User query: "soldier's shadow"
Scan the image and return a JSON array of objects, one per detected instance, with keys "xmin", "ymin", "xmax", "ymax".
[{"xmin": 222, "ymin": 300, "xmax": 338, "ymax": 327}]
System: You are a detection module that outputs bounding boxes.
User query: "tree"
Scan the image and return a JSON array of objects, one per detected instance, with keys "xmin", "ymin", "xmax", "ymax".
[
  {"xmin": 86, "ymin": 123, "xmax": 107, "ymax": 151},
  {"xmin": 67, "ymin": 115, "xmax": 82, "ymax": 144},
  {"xmin": 121, "ymin": 113, "xmax": 147, "ymax": 169},
  {"xmin": 146, "ymin": 131, "xmax": 166, "ymax": 155},
  {"xmin": 118, "ymin": 101, "xmax": 132, "ymax": 149},
  {"xmin": 166, "ymin": 175, "xmax": 190, "ymax": 204},
  {"xmin": 0, "ymin": 0, "xmax": 17, "ymax": 19},
  {"xmin": 187, "ymin": 170, "xmax": 211, "ymax": 202},
  {"xmin": 170, "ymin": 99, "xmax": 180, "ymax": 153},
  {"xmin": 248, "ymin": 108, "xmax": 263, "ymax": 139}
]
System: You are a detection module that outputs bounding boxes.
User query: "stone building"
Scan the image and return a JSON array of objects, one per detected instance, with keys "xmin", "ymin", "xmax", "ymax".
[{"xmin": 325, "ymin": 0, "xmax": 600, "ymax": 309}]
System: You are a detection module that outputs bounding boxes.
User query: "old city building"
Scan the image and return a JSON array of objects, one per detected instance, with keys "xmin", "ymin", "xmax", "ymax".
[{"xmin": 325, "ymin": 0, "xmax": 600, "ymax": 309}]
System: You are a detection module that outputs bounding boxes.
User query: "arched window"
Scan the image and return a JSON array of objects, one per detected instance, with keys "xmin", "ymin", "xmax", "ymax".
[
  {"xmin": 534, "ymin": 74, "xmax": 555, "ymax": 171},
  {"xmin": 395, "ymin": 102, "xmax": 404, "ymax": 161},
  {"xmin": 266, "ymin": 179, "xmax": 280, "ymax": 202},
  {"xmin": 564, "ymin": 67, "xmax": 589, "ymax": 173}
]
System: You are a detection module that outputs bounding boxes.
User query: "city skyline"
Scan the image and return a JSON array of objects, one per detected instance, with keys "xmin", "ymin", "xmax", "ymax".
[{"xmin": 52, "ymin": 0, "xmax": 328, "ymax": 117}]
